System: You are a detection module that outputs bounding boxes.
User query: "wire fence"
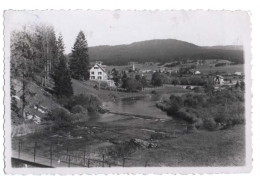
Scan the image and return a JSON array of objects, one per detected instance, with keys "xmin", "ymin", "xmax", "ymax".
[{"xmin": 13, "ymin": 140, "xmax": 152, "ymax": 168}]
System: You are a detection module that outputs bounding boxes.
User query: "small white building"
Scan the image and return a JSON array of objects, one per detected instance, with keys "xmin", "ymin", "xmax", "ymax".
[
  {"xmin": 214, "ymin": 75, "xmax": 224, "ymax": 85},
  {"xmin": 194, "ymin": 70, "xmax": 201, "ymax": 75},
  {"xmin": 89, "ymin": 63, "xmax": 108, "ymax": 80},
  {"xmin": 234, "ymin": 72, "xmax": 242, "ymax": 76}
]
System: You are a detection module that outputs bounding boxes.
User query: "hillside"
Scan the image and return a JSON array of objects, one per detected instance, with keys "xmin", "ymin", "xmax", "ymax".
[{"xmin": 88, "ymin": 39, "xmax": 244, "ymax": 65}]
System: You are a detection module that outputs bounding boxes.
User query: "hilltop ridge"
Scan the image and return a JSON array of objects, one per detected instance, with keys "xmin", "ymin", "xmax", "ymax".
[{"xmin": 88, "ymin": 39, "xmax": 243, "ymax": 65}]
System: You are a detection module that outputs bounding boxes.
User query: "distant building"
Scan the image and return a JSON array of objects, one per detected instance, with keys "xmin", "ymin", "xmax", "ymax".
[
  {"xmin": 128, "ymin": 62, "xmax": 136, "ymax": 71},
  {"xmin": 89, "ymin": 63, "xmax": 108, "ymax": 80},
  {"xmin": 214, "ymin": 75, "xmax": 224, "ymax": 85},
  {"xmin": 234, "ymin": 72, "xmax": 242, "ymax": 76},
  {"xmin": 194, "ymin": 70, "xmax": 201, "ymax": 75}
]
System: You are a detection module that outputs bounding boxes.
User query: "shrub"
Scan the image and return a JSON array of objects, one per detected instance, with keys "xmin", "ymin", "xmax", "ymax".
[
  {"xmin": 171, "ymin": 78, "xmax": 179, "ymax": 85},
  {"xmin": 123, "ymin": 78, "xmax": 142, "ymax": 92},
  {"xmin": 193, "ymin": 86, "xmax": 203, "ymax": 93},
  {"xmin": 180, "ymin": 78, "xmax": 189, "ymax": 85},
  {"xmin": 66, "ymin": 94, "xmax": 101, "ymax": 112},
  {"xmin": 151, "ymin": 72, "xmax": 163, "ymax": 86},
  {"xmin": 71, "ymin": 105, "xmax": 85, "ymax": 113},
  {"xmin": 203, "ymin": 118, "xmax": 218, "ymax": 131},
  {"xmin": 165, "ymin": 95, "xmax": 184, "ymax": 115},
  {"xmin": 177, "ymin": 108, "xmax": 198, "ymax": 124},
  {"xmin": 71, "ymin": 111, "xmax": 89, "ymax": 122},
  {"xmin": 49, "ymin": 108, "xmax": 72, "ymax": 128},
  {"xmin": 189, "ymin": 77, "xmax": 207, "ymax": 86},
  {"xmin": 100, "ymin": 81, "xmax": 109, "ymax": 88}
]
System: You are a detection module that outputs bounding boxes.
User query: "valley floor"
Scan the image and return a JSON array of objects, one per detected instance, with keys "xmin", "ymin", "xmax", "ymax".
[
  {"xmin": 12, "ymin": 117, "xmax": 245, "ymax": 167},
  {"xmin": 11, "ymin": 78, "xmax": 245, "ymax": 167}
]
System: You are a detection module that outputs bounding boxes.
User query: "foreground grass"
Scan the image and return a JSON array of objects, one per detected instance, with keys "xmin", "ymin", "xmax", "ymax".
[
  {"xmin": 128, "ymin": 124, "xmax": 245, "ymax": 166},
  {"xmin": 12, "ymin": 116, "xmax": 245, "ymax": 167}
]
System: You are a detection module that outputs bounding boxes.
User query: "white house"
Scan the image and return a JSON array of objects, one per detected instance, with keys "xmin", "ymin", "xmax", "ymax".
[
  {"xmin": 214, "ymin": 75, "xmax": 224, "ymax": 85},
  {"xmin": 234, "ymin": 72, "xmax": 242, "ymax": 76},
  {"xmin": 89, "ymin": 63, "xmax": 116, "ymax": 87},
  {"xmin": 194, "ymin": 70, "xmax": 201, "ymax": 75},
  {"xmin": 89, "ymin": 63, "xmax": 108, "ymax": 80}
]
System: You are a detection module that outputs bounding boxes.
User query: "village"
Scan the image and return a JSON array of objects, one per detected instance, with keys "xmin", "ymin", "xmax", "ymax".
[{"xmin": 88, "ymin": 59, "xmax": 244, "ymax": 92}]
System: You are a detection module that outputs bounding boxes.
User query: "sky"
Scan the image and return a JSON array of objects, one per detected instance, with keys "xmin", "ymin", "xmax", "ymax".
[{"xmin": 5, "ymin": 10, "xmax": 251, "ymax": 54}]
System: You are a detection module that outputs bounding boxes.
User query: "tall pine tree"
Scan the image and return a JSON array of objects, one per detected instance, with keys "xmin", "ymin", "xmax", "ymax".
[
  {"xmin": 52, "ymin": 34, "xmax": 73, "ymax": 98},
  {"xmin": 69, "ymin": 31, "xmax": 89, "ymax": 80}
]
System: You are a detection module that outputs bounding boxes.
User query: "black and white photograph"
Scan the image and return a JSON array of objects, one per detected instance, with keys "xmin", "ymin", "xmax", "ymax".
[{"xmin": 3, "ymin": 10, "xmax": 252, "ymax": 174}]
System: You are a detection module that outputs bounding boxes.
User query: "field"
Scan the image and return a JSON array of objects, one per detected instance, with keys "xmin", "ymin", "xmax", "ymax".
[
  {"xmin": 12, "ymin": 120, "xmax": 245, "ymax": 167},
  {"xmin": 72, "ymin": 79, "xmax": 191, "ymax": 102},
  {"xmin": 106, "ymin": 61, "xmax": 244, "ymax": 76},
  {"xmin": 197, "ymin": 64, "xmax": 244, "ymax": 74}
]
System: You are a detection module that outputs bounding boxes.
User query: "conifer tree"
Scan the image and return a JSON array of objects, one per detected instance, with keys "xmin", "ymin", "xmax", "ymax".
[
  {"xmin": 69, "ymin": 31, "xmax": 90, "ymax": 80},
  {"xmin": 57, "ymin": 34, "xmax": 65, "ymax": 60},
  {"xmin": 53, "ymin": 34, "xmax": 73, "ymax": 98}
]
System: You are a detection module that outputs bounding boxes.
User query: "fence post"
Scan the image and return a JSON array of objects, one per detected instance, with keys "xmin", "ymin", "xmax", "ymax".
[
  {"xmin": 68, "ymin": 155, "xmax": 71, "ymax": 167},
  {"xmin": 102, "ymin": 154, "xmax": 105, "ymax": 167},
  {"xmin": 50, "ymin": 145, "xmax": 53, "ymax": 167},
  {"xmin": 145, "ymin": 161, "xmax": 148, "ymax": 167},
  {"xmin": 88, "ymin": 159, "xmax": 90, "ymax": 168},
  {"xmin": 83, "ymin": 151, "xmax": 86, "ymax": 166},
  {"xmin": 18, "ymin": 141, "xmax": 21, "ymax": 159},
  {"xmin": 33, "ymin": 142, "xmax": 37, "ymax": 163},
  {"xmin": 123, "ymin": 158, "xmax": 125, "ymax": 167},
  {"xmin": 66, "ymin": 146, "xmax": 69, "ymax": 161}
]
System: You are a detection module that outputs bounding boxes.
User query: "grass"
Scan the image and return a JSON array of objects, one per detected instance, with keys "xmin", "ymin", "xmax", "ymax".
[
  {"xmin": 146, "ymin": 125, "xmax": 245, "ymax": 166},
  {"xmin": 197, "ymin": 64, "xmax": 244, "ymax": 74},
  {"xmin": 12, "ymin": 121, "xmax": 245, "ymax": 167},
  {"xmin": 72, "ymin": 79, "xmax": 191, "ymax": 102}
]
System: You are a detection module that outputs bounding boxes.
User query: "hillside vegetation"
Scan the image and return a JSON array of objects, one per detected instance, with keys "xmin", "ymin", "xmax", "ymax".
[{"xmin": 88, "ymin": 39, "xmax": 244, "ymax": 65}]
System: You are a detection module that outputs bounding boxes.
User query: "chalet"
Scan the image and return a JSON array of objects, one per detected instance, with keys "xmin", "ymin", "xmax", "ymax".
[
  {"xmin": 89, "ymin": 62, "xmax": 116, "ymax": 87},
  {"xmin": 89, "ymin": 62, "xmax": 108, "ymax": 80}
]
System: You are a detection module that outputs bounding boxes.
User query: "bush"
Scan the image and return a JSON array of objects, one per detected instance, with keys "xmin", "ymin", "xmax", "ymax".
[
  {"xmin": 167, "ymin": 95, "xmax": 184, "ymax": 115},
  {"xmin": 151, "ymin": 72, "xmax": 163, "ymax": 86},
  {"xmin": 71, "ymin": 105, "xmax": 85, "ymax": 113},
  {"xmin": 203, "ymin": 118, "xmax": 218, "ymax": 131},
  {"xmin": 189, "ymin": 77, "xmax": 207, "ymax": 86},
  {"xmin": 66, "ymin": 94, "xmax": 101, "ymax": 112},
  {"xmin": 71, "ymin": 111, "xmax": 89, "ymax": 122},
  {"xmin": 180, "ymin": 78, "xmax": 189, "ymax": 85},
  {"xmin": 171, "ymin": 78, "xmax": 179, "ymax": 85},
  {"xmin": 49, "ymin": 108, "xmax": 72, "ymax": 128},
  {"xmin": 193, "ymin": 87, "xmax": 203, "ymax": 93},
  {"xmin": 100, "ymin": 81, "xmax": 109, "ymax": 88},
  {"xmin": 123, "ymin": 78, "xmax": 142, "ymax": 92},
  {"xmin": 177, "ymin": 108, "xmax": 199, "ymax": 124}
]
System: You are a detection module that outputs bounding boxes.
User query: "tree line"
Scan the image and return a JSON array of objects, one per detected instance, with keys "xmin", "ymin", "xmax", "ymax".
[{"xmin": 11, "ymin": 24, "xmax": 90, "ymax": 119}]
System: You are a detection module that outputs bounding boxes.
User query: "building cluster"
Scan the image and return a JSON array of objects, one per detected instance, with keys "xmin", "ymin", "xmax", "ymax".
[{"xmin": 89, "ymin": 61, "xmax": 244, "ymax": 90}]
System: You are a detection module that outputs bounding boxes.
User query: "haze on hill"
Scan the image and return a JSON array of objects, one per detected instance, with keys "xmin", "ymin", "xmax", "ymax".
[{"xmin": 88, "ymin": 39, "xmax": 244, "ymax": 65}]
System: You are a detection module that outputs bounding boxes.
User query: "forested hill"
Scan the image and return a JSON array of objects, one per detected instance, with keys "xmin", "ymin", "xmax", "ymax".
[{"xmin": 88, "ymin": 39, "xmax": 244, "ymax": 65}]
